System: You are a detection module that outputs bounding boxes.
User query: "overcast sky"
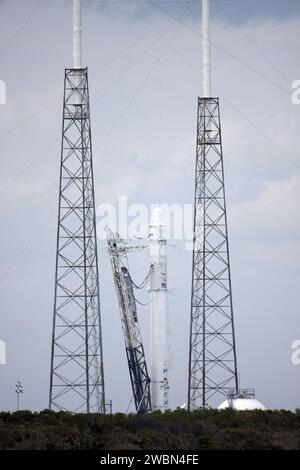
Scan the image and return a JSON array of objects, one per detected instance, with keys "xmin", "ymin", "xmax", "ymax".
[{"xmin": 0, "ymin": 0, "xmax": 299, "ymax": 412}]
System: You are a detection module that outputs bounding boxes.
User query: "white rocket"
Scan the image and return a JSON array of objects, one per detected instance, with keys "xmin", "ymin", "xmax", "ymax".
[{"xmin": 149, "ymin": 207, "xmax": 169, "ymax": 411}]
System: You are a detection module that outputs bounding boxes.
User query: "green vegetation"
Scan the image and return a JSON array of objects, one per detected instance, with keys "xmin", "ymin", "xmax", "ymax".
[{"xmin": 0, "ymin": 408, "xmax": 299, "ymax": 450}]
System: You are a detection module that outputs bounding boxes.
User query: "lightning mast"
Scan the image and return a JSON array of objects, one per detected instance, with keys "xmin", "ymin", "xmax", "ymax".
[
  {"xmin": 188, "ymin": 0, "xmax": 238, "ymax": 410},
  {"xmin": 49, "ymin": 0, "xmax": 106, "ymax": 413},
  {"xmin": 108, "ymin": 232, "xmax": 151, "ymax": 414}
]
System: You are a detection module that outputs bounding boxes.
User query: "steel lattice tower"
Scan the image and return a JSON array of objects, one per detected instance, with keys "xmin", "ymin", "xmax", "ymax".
[
  {"xmin": 187, "ymin": 0, "xmax": 238, "ymax": 411},
  {"xmin": 107, "ymin": 232, "xmax": 152, "ymax": 414},
  {"xmin": 49, "ymin": 67, "xmax": 105, "ymax": 413},
  {"xmin": 188, "ymin": 96, "xmax": 238, "ymax": 410}
]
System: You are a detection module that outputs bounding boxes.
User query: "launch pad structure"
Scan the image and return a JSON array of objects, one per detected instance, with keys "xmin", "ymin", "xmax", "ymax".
[
  {"xmin": 108, "ymin": 206, "xmax": 169, "ymax": 414},
  {"xmin": 188, "ymin": 0, "xmax": 239, "ymax": 410},
  {"xmin": 47, "ymin": 0, "xmax": 242, "ymax": 415},
  {"xmin": 49, "ymin": 0, "xmax": 106, "ymax": 413},
  {"xmin": 107, "ymin": 232, "xmax": 152, "ymax": 414}
]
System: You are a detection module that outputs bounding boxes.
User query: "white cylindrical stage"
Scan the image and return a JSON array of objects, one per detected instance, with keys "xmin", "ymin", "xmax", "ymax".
[{"xmin": 149, "ymin": 208, "xmax": 169, "ymax": 412}]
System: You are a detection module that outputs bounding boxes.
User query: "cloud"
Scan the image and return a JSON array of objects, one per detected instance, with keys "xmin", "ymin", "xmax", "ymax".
[
  {"xmin": 230, "ymin": 175, "xmax": 300, "ymax": 242},
  {"xmin": 83, "ymin": 0, "xmax": 300, "ymax": 25}
]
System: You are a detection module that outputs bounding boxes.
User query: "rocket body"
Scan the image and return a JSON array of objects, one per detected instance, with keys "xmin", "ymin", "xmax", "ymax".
[{"xmin": 149, "ymin": 209, "xmax": 169, "ymax": 411}]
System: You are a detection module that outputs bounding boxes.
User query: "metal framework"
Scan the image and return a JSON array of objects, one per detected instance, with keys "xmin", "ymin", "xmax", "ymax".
[
  {"xmin": 228, "ymin": 388, "xmax": 255, "ymax": 403},
  {"xmin": 49, "ymin": 68, "xmax": 105, "ymax": 413},
  {"xmin": 188, "ymin": 97, "xmax": 238, "ymax": 410},
  {"xmin": 108, "ymin": 233, "xmax": 151, "ymax": 414}
]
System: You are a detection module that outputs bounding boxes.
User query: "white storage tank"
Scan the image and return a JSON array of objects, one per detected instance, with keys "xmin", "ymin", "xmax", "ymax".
[{"xmin": 218, "ymin": 389, "xmax": 266, "ymax": 411}]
